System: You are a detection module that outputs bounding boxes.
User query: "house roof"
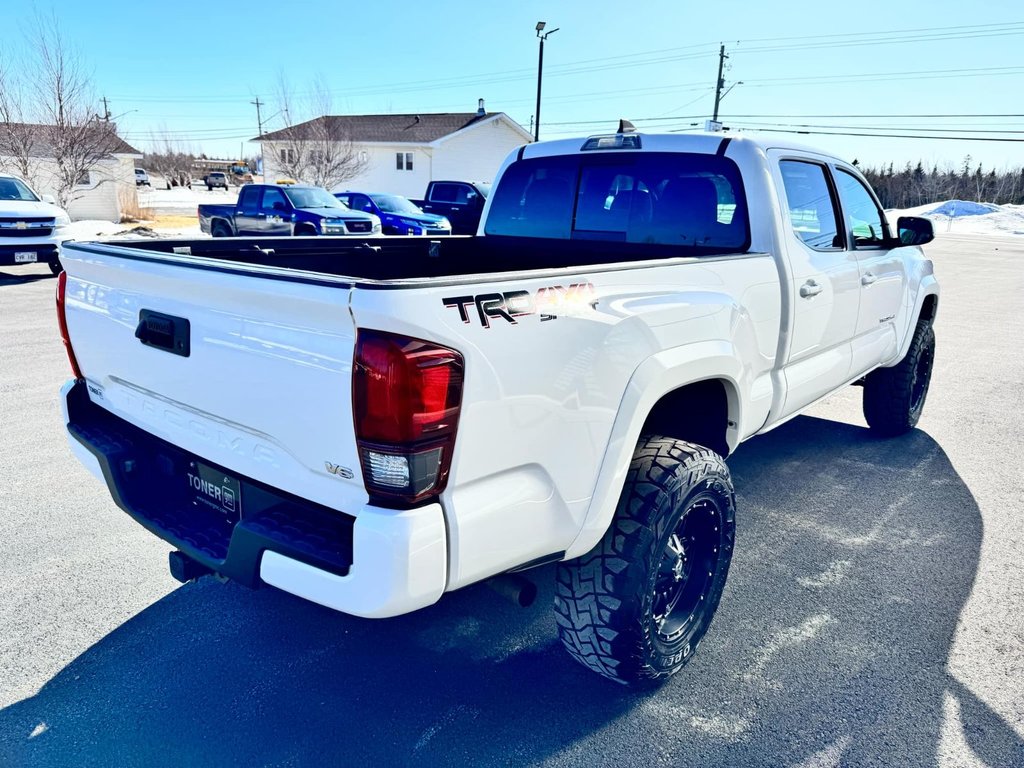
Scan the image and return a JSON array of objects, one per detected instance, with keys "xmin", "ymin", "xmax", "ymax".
[
  {"xmin": 0, "ymin": 122, "xmax": 141, "ymax": 157},
  {"xmin": 256, "ymin": 112, "xmax": 527, "ymax": 144}
]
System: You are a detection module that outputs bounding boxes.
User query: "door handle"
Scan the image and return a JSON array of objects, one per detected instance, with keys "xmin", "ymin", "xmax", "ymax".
[
  {"xmin": 799, "ymin": 280, "xmax": 823, "ymax": 298},
  {"xmin": 861, "ymin": 272, "xmax": 877, "ymax": 286}
]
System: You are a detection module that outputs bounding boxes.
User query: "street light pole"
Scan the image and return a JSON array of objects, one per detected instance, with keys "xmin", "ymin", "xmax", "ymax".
[{"xmin": 534, "ymin": 21, "xmax": 559, "ymax": 142}]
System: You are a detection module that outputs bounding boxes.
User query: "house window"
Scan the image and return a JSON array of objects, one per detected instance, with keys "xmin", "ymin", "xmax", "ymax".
[
  {"xmin": 396, "ymin": 152, "xmax": 414, "ymax": 171},
  {"xmin": 280, "ymin": 148, "xmax": 296, "ymax": 164},
  {"xmin": 76, "ymin": 170, "xmax": 91, "ymax": 186}
]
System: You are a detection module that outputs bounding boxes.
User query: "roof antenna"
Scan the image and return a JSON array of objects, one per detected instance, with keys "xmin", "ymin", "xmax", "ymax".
[{"xmin": 618, "ymin": 118, "xmax": 636, "ymax": 133}]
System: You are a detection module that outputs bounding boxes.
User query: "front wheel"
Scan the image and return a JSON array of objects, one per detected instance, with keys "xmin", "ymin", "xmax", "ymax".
[
  {"xmin": 48, "ymin": 258, "xmax": 62, "ymax": 275},
  {"xmin": 863, "ymin": 319, "xmax": 935, "ymax": 436},
  {"xmin": 554, "ymin": 436, "xmax": 736, "ymax": 685}
]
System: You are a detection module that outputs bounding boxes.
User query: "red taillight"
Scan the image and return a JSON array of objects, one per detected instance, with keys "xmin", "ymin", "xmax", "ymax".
[
  {"xmin": 353, "ymin": 330, "xmax": 464, "ymax": 505},
  {"xmin": 55, "ymin": 270, "xmax": 83, "ymax": 379}
]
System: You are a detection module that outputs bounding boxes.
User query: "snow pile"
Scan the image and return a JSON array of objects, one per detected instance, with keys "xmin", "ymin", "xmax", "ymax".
[
  {"xmin": 63, "ymin": 219, "xmax": 204, "ymax": 241},
  {"xmin": 61, "ymin": 220, "xmax": 131, "ymax": 240},
  {"xmin": 138, "ymin": 185, "xmax": 237, "ymax": 215},
  {"xmin": 925, "ymin": 200, "xmax": 1001, "ymax": 217},
  {"xmin": 887, "ymin": 200, "xmax": 1024, "ymax": 237}
]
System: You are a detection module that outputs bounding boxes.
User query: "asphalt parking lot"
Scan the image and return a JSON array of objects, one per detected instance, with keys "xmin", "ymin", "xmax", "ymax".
[{"xmin": 1, "ymin": 234, "xmax": 1022, "ymax": 767}]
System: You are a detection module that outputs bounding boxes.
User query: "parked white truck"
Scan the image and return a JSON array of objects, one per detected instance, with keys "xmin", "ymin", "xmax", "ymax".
[
  {"xmin": 57, "ymin": 130, "xmax": 938, "ymax": 685},
  {"xmin": 1, "ymin": 173, "xmax": 71, "ymax": 275}
]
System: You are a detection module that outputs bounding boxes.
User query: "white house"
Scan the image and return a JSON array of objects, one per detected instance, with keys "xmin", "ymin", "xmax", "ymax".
[
  {"xmin": 0, "ymin": 123, "xmax": 142, "ymax": 222},
  {"xmin": 258, "ymin": 103, "xmax": 533, "ymax": 198}
]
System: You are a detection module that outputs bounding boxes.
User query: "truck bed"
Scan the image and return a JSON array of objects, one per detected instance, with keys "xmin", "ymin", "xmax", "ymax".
[{"xmin": 66, "ymin": 235, "xmax": 752, "ymax": 284}]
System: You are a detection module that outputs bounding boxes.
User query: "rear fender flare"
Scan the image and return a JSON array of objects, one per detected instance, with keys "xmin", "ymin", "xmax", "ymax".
[{"xmin": 564, "ymin": 341, "xmax": 743, "ymax": 559}]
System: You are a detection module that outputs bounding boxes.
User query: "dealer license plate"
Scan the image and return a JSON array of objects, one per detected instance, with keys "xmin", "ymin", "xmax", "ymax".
[
  {"xmin": 14, "ymin": 251, "xmax": 37, "ymax": 263},
  {"xmin": 187, "ymin": 461, "xmax": 242, "ymax": 521}
]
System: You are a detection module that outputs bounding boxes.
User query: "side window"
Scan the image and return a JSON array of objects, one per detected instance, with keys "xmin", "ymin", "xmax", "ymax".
[
  {"xmin": 430, "ymin": 183, "xmax": 456, "ymax": 203},
  {"xmin": 261, "ymin": 188, "xmax": 288, "ymax": 211},
  {"xmin": 238, "ymin": 186, "xmax": 260, "ymax": 210},
  {"xmin": 335, "ymin": 194, "xmax": 352, "ymax": 208},
  {"xmin": 834, "ymin": 169, "xmax": 888, "ymax": 246},
  {"xmin": 779, "ymin": 160, "xmax": 842, "ymax": 250},
  {"xmin": 350, "ymin": 193, "xmax": 373, "ymax": 212}
]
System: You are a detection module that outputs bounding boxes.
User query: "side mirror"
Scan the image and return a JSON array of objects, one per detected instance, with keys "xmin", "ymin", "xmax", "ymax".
[
  {"xmin": 897, "ymin": 216, "xmax": 934, "ymax": 246},
  {"xmin": 42, "ymin": 194, "xmax": 56, "ymax": 204}
]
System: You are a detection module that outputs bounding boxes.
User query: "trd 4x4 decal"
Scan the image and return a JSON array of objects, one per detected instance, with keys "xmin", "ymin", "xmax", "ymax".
[{"xmin": 443, "ymin": 282, "xmax": 597, "ymax": 328}]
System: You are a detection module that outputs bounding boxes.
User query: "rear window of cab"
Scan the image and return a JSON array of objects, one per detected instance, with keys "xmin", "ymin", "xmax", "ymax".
[{"xmin": 485, "ymin": 152, "xmax": 750, "ymax": 254}]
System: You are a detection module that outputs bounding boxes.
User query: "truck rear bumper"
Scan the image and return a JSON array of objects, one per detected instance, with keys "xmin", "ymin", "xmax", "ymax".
[{"xmin": 61, "ymin": 380, "xmax": 447, "ymax": 618}]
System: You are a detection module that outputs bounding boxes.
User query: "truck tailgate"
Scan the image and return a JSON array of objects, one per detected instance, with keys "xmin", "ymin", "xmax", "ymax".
[{"xmin": 60, "ymin": 244, "xmax": 367, "ymax": 513}]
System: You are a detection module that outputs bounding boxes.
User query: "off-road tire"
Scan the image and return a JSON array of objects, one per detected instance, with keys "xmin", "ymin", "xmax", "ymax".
[
  {"xmin": 211, "ymin": 221, "xmax": 231, "ymax": 238},
  {"xmin": 863, "ymin": 319, "xmax": 935, "ymax": 436},
  {"xmin": 554, "ymin": 436, "xmax": 736, "ymax": 685}
]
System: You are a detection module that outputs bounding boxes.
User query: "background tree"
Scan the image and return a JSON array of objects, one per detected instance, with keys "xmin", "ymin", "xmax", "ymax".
[
  {"xmin": 0, "ymin": 12, "xmax": 123, "ymax": 207},
  {"xmin": 262, "ymin": 75, "xmax": 368, "ymax": 189},
  {"xmin": 143, "ymin": 134, "xmax": 196, "ymax": 189},
  {"xmin": 0, "ymin": 62, "xmax": 40, "ymax": 184}
]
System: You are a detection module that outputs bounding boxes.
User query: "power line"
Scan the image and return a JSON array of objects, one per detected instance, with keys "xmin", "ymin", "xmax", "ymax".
[
  {"xmin": 107, "ymin": 21, "xmax": 1024, "ymax": 105},
  {"xmin": 727, "ymin": 121, "xmax": 1024, "ymax": 134},
  {"xmin": 725, "ymin": 127, "xmax": 1024, "ymax": 142}
]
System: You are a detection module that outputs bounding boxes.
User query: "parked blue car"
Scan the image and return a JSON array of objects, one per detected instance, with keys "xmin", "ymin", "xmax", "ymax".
[
  {"xmin": 200, "ymin": 184, "xmax": 381, "ymax": 237},
  {"xmin": 334, "ymin": 192, "xmax": 452, "ymax": 236}
]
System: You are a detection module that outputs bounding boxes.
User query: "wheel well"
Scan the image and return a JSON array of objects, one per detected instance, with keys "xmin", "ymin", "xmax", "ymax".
[
  {"xmin": 641, "ymin": 379, "xmax": 732, "ymax": 458},
  {"xmin": 920, "ymin": 294, "xmax": 938, "ymax": 323},
  {"xmin": 295, "ymin": 222, "xmax": 317, "ymax": 234}
]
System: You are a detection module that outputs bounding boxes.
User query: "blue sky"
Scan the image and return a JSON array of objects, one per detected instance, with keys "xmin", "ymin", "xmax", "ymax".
[{"xmin": 3, "ymin": 1, "xmax": 1022, "ymax": 169}]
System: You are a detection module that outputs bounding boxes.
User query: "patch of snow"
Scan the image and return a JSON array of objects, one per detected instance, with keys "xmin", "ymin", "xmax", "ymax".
[
  {"xmin": 138, "ymin": 185, "xmax": 237, "ymax": 215},
  {"xmin": 61, "ymin": 220, "xmax": 127, "ymax": 240},
  {"xmin": 61, "ymin": 218, "xmax": 204, "ymax": 242},
  {"xmin": 888, "ymin": 200, "xmax": 1024, "ymax": 237}
]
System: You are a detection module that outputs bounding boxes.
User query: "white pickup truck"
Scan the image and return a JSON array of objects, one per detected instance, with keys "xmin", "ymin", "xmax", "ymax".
[
  {"xmin": 57, "ymin": 130, "xmax": 939, "ymax": 685},
  {"xmin": 1, "ymin": 173, "xmax": 72, "ymax": 275}
]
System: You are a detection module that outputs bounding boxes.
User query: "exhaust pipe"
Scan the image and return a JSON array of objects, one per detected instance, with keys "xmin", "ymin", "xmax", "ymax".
[{"xmin": 486, "ymin": 572, "xmax": 538, "ymax": 608}]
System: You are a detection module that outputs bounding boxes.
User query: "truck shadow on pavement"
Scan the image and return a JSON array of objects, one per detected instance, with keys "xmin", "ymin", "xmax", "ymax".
[
  {"xmin": 0, "ymin": 268, "xmax": 55, "ymax": 286},
  {"xmin": 2, "ymin": 416, "xmax": 1022, "ymax": 767}
]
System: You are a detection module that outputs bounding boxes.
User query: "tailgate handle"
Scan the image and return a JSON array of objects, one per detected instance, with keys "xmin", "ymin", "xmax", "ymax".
[{"xmin": 135, "ymin": 310, "xmax": 190, "ymax": 357}]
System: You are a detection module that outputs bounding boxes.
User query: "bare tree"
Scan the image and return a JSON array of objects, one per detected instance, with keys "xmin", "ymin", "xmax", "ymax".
[
  {"xmin": 0, "ymin": 13, "xmax": 125, "ymax": 207},
  {"xmin": 0, "ymin": 61, "xmax": 41, "ymax": 184},
  {"xmin": 144, "ymin": 132, "xmax": 196, "ymax": 189},
  {"xmin": 28, "ymin": 13, "xmax": 124, "ymax": 208},
  {"xmin": 262, "ymin": 75, "xmax": 367, "ymax": 189}
]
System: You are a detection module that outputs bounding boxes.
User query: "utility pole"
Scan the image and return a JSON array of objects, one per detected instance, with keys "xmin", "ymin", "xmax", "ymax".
[
  {"xmin": 712, "ymin": 45, "xmax": 727, "ymax": 122},
  {"xmin": 251, "ymin": 97, "xmax": 265, "ymax": 136},
  {"xmin": 251, "ymin": 97, "xmax": 264, "ymax": 180},
  {"xmin": 100, "ymin": 96, "xmax": 111, "ymax": 121}
]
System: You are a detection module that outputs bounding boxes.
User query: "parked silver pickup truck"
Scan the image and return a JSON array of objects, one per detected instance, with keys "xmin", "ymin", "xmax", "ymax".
[{"xmin": 57, "ymin": 130, "xmax": 938, "ymax": 685}]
